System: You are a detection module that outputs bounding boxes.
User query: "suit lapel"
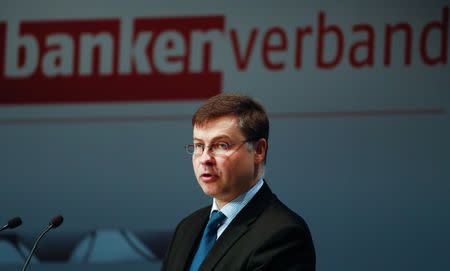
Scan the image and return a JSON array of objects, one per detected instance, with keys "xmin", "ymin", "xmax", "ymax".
[
  {"xmin": 199, "ymin": 183, "xmax": 274, "ymax": 271},
  {"xmin": 175, "ymin": 207, "xmax": 210, "ymax": 271}
]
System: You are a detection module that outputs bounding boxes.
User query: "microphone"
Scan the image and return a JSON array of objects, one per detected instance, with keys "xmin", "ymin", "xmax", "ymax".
[
  {"xmin": 20, "ymin": 215, "xmax": 64, "ymax": 271},
  {"xmin": 0, "ymin": 216, "xmax": 22, "ymax": 232}
]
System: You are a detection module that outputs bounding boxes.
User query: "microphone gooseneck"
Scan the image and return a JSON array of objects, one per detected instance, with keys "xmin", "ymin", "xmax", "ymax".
[{"xmin": 20, "ymin": 215, "xmax": 64, "ymax": 271}]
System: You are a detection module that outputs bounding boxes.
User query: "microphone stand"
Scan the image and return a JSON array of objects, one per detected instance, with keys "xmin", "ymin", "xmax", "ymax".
[{"xmin": 20, "ymin": 224, "xmax": 52, "ymax": 271}]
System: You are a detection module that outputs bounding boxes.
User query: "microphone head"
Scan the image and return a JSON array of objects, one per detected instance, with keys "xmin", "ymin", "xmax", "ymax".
[
  {"xmin": 8, "ymin": 217, "xmax": 22, "ymax": 229},
  {"xmin": 49, "ymin": 215, "xmax": 64, "ymax": 228}
]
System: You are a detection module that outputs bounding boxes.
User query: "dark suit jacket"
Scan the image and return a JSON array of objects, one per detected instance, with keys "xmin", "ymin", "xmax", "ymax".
[{"xmin": 161, "ymin": 182, "xmax": 316, "ymax": 271}]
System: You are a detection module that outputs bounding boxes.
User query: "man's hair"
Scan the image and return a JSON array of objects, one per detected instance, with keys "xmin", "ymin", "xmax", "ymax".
[{"xmin": 192, "ymin": 93, "xmax": 269, "ymax": 158}]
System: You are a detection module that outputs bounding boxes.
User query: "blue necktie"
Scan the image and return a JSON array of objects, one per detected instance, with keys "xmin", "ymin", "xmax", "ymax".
[{"xmin": 189, "ymin": 211, "xmax": 226, "ymax": 271}]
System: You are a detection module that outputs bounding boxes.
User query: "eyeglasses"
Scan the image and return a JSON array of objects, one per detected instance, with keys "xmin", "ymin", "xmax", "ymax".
[{"xmin": 185, "ymin": 140, "xmax": 252, "ymax": 156}]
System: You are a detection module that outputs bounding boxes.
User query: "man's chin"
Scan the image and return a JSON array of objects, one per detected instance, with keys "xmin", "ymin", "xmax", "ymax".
[
  {"xmin": 201, "ymin": 187, "xmax": 217, "ymax": 198},
  {"xmin": 199, "ymin": 183, "xmax": 220, "ymax": 198}
]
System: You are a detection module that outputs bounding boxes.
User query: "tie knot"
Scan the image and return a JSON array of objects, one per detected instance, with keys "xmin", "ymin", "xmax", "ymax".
[{"xmin": 207, "ymin": 211, "xmax": 226, "ymax": 229}]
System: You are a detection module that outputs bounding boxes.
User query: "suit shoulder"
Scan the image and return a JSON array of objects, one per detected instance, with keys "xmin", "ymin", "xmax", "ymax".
[
  {"xmin": 251, "ymin": 196, "xmax": 315, "ymax": 249},
  {"xmin": 260, "ymin": 196, "xmax": 311, "ymax": 232}
]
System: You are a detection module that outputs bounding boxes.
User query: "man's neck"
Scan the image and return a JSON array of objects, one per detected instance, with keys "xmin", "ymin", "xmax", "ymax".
[{"xmin": 215, "ymin": 177, "xmax": 263, "ymax": 209}]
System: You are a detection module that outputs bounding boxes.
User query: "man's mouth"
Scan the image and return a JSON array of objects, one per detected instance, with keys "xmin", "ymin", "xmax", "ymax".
[{"xmin": 200, "ymin": 173, "xmax": 218, "ymax": 182}]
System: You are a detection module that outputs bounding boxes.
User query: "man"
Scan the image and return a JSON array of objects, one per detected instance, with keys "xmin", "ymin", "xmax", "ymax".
[{"xmin": 162, "ymin": 93, "xmax": 315, "ymax": 271}]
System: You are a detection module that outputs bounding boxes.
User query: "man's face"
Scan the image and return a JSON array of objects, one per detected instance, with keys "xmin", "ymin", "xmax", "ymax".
[{"xmin": 192, "ymin": 115, "xmax": 262, "ymax": 207}]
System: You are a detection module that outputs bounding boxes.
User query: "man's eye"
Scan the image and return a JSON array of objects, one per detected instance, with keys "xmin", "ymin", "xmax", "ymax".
[
  {"xmin": 194, "ymin": 143, "xmax": 204, "ymax": 149},
  {"xmin": 216, "ymin": 142, "xmax": 229, "ymax": 150}
]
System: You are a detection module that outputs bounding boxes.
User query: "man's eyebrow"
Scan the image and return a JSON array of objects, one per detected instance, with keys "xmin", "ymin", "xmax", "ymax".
[{"xmin": 193, "ymin": 135, "xmax": 231, "ymax": 142}]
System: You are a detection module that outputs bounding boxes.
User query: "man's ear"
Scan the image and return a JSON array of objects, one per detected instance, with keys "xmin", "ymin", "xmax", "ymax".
[{"xmin": 254, "ymin": 138, "xmax": 267, "ymax": 163}]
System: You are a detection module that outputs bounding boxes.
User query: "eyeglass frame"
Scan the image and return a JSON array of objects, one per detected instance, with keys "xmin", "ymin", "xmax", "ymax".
[{"xmin": 184, "ymin": 139, "xmax": 257, "ymax": 157}]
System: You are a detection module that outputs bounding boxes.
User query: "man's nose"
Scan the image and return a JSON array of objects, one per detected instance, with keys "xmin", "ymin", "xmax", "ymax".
[{"xmin": 199, "ymin": 148, "xmax": 215, "ymax": 165}]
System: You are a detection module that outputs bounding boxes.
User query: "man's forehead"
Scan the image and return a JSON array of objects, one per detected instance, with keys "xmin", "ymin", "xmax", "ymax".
[{"xmin": 193, "ymin": 116, "xmax": 242, "ymax": 138}]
